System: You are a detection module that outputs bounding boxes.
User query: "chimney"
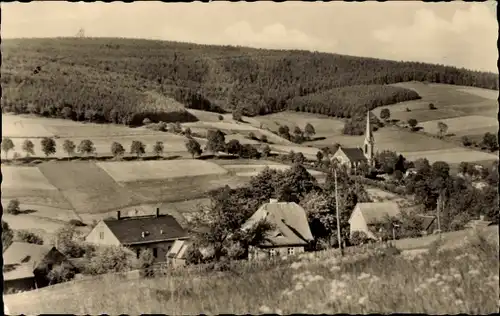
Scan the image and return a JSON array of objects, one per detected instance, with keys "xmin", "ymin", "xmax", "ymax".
[
  {"xmin": 141, "ymin": 232, "xmax": 145, "ymax": 238},
  {"xmin": 479, "ymin": 214, "xmax": 485, "ymax": 221},
  {"xmin": 117, "ymin": 211, "xmax": 121, "ymax": 220},
  {"xmin": 160, "ymin": 229, "xmax": 164, "ymax": 235},
  {"xmin": 156, "ymin": 207, "xmax": 160, "ymax": 218},
  {"xmin": 269, "ymin": 198, "xmax": 278, "ymax": 204}
]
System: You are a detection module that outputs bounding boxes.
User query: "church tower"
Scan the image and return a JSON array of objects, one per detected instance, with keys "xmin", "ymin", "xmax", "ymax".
[{"xmin": 363, "ymin": 111, "xmax": 375, "ymax": 166}]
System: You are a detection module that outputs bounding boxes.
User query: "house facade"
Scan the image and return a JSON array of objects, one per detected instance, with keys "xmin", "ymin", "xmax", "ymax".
[
  {"xmin": 242, "ymin": 199, "xmax": 314, "ymax": 260},
  {"xmin": 85, "ymin": 208, "xmax": 189, "ymax": 263},
  {"xmin": 3, "ymin": 242, "xmax": 70, "ymax": 293},
  {"xmin": 348, "ymin": 202, "xmax": 401, "ymax": 240},
  {"xmin": 331, "ymin": 111, "xmax": 375, "ymax": 169}
]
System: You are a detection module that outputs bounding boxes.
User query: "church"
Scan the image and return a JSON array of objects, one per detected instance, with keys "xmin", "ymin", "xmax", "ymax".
[{"xmin": 331, "ymin": 111, "xmax": 374, "ymax": 170}]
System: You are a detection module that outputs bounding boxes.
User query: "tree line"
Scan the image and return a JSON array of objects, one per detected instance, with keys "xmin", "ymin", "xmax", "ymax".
[{"xmin": 2, "ymin": 38, "xmax": 498, "ymax": 127}]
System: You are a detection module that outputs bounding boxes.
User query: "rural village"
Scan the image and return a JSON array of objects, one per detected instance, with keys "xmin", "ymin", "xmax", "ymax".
[{"xmin": 1, "ymin": 2, "xmax": 499, "ymax": 315}]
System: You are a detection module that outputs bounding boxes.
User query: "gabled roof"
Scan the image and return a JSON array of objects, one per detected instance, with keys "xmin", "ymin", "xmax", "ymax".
[
  {"xmin": 336, "ymin": 147, "xmax": 368, "ymax": 163},
  {"xmin": 464, "ymin": 219, "xmax": 493, "ymax": 228},
  {"xmin": 416, "ymin": 215, "xmax": 436, "ymax": 231},
  {"xmin": 350, "ymin": 202, "xmax": 401, "ymax": 225},
  {"xmin": 3, "ymin": 242, "xmax": 53, "ymax": 269},
  {"xmin": 103, "ymin": 214, "xmax": 188, "ymax": 245},
  {"xmin": 242, "ymin": 202, "xmax": 314, "ymax": 247},
  {"xmin": 3, "ymin": 242, "xmax": 55, "ymax": 281}
]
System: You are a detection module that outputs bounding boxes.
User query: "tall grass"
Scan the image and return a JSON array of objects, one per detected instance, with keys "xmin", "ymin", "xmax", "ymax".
[{"xmin": 6, "ymin": 231, "xmax": 499, "ymax": 315}]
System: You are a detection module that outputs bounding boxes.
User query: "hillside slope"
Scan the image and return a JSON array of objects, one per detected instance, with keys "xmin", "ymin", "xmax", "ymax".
[{"xmin": 2, "ymin": 37, "xmax": 498, "ymax": 126}]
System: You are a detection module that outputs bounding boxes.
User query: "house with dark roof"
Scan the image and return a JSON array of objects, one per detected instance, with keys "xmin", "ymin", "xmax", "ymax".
[
  {"xmin": 3, "ymin": 242, "xmax": 71, "ymax": 293},
  {"xmin": 85, "ymin": 208, "xmax": 188, "ymax": 263},
  {"xmin": 331, "ymin": 111, "xmax": 375, "ymax": 169},
  {"xmin": 348, "ymin": 202, "xmax": 401, "ymax": 240},
  {"xmin": 241, "ymin": 199, "xmax": 314, "ymax": 259}
]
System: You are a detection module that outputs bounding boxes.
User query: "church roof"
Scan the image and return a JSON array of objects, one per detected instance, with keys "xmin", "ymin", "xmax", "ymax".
[{"xmin": 338, "ymin": 147, "xmax": 368, "ymax": 162}]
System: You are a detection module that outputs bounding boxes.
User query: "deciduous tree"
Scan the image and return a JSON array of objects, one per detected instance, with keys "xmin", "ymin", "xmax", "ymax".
[
  {"xmin": 380, "ymin": 108, "xmax": 391, "ymax": 121},
  {"xmin": 152, "ymin": 141, "xmax": 164, "ymax": 157},
  {"xmin": 1, "ymin": 137, "xmax": 15, "ymax": 159},
  {"xmin": 41, "ymin": 137, "xmax": 57, "ymax": 157},
  {"xmin": 78, "ymin": 139, "xmax": 95, "ymax": 156},
  {"xmin": 22, "ymin": 139, "xmax": 35, "ymax": 157},
  {"xmin": 62, "ymin": 140, "xmax": 76, "ymax": 158},
  {"xmin": 186, "ymin": 138, "xmax": 202, "ymax": 158},
  {"xmin": 111, "ymin": 141, "xmax": 125, "ymax": 158},
  {"xmin": 130, "ymin": 140, "xmax": 146, "ymax": 158}
]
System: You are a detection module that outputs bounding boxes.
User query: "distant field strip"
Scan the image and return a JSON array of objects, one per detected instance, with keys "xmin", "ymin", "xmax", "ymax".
[
  {"xmin": 2, "ymin": 166, "xmax": 58, "ymax": 190},
  {"xmin": 38, "ymin": 162, "xmax": 143, "ymax": 214},
  {"xmin": 402, "ymin": 148, "xmax": 498, "ymax": 164},
  {"xmin": 457, "ymin": 87, "xmax": 498, "ymax": 100},
  {"xmin": 96, "ymin": 159, "xmax": 228, "ymax": 182},
  {"xmin": 420, "ymin": 116, "xmax": 498, "ymax": 135}
]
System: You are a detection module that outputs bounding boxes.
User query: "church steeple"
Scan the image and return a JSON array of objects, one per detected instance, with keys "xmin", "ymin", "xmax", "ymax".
[{"xmin": 363, "ymin": 111, "xmax": 374, "ymax": 165}]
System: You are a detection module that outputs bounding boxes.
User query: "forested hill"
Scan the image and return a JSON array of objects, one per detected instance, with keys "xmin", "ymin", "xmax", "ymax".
[{"xmin": 1, "ymin": 37, "xmax": 498, "ymax": 125}]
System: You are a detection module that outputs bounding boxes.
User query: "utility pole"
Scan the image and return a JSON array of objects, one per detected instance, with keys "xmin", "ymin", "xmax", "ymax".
[
  {"xmin": 436, "ymin": 191, "xmax": 442, "ymax": 240},
  {"xmin": 334, "ymin": 169, "xmax": 344, "ymax": 257}
]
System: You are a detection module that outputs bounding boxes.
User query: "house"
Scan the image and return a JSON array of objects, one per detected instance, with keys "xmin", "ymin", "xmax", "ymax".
[
  {"xmin": 166, "ymin": 239, "xmax": 192, "ymax": 268},
  {"xmin": 3, "ymin": 242, "xmax": 70, "ymax": 293},
  {"xmin": 242, "ymin": 199, "xmax": 314, "ymax": 259},
  {"xmin": 416, "ymin": 214, "xmax": 437, "ymax": 236},
  {"xmin": 331, "ymin": 111, "xmax": 375, "ymax": 169},
  {"xmin": 464, "ymin": 215, "xmax": 494, "ymax": 229},
  {"xmin": 85, "ymin": 208, "xmax": 188, "ymax": 263},
  {"xmin": 348, "ymin": 202, "xmax": 401, "ymax": 240}
]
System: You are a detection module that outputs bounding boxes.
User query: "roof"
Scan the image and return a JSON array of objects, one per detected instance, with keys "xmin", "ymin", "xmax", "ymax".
[
  {"xmin": 3, "ymin": 242, "xmax": 53, "ymax": 269},
  {"xmin": 465, "ymin": 220, "xmax": 493, "ymax": 228},
  {"xmin": 166, "ymin": 239, "xmax": 192, "ymax": 259},
  {"xmin": 103, "ymin": 214, "xmax": 188, "ymax": 245},
  {"xmin": 337, "ymin": 147, "xmax": 368, "ymax": 163},
  {"xmin": 242, "ymin": 202, "xmax": 314, "ymax": 247},
  {"xmin": 3, "ymin": 242, "xmax": 54, "ymax": 281},
  {"xmin": 350, "ymin": 202, "xmax": 401, "ymax": 225},
  {"xmin": 416, "ymin": 215, "xmax": 436, "ymax": 231}
]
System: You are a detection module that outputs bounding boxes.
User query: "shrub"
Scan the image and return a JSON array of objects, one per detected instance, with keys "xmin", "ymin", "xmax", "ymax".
[
  {"xmin": 69, "ymin": 219, "xmax": 87, "ymax": 227},
  {"xmin": 6, "ymin": 199, "xmax": 21, "ymax": 215},
  {"xmin": 350, "ymin": 231, "xmax": 371, "ymax": 246},
  {"xmin": 260, "ymin": 135, "xmax": 268, "ymax": 143},
  {"xmin": 47, "ymin": 262, "xmax": 77, "ymax": 285},
  {"xmin": 87, "ymin": 245, "xmax": 137, "ymax": 275},
  {"xmin": 218, "ymin": 115, "xmax": 224, "ymax": 121},
  {"xmin": 15, "ymin": 230, "xmax": 44, "ymax": 245},
  {"xmin": 429, "ymin": 103, "xmax": 437, "ymax": 110}
]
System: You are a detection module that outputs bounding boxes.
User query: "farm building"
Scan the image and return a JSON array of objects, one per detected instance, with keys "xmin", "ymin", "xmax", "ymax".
[
  {"xmin": 331, "ymin": 111, "xmax": 374, "ymax": 169},
  {"xmin": 3, "ymin": 242, "xmax": 71, "ymax": 294},
  {"xmin": 348, "ymin": 202, "xmax": 402, "ymax": 240},
  {"xmin": 242, "ymin": 199, "xmax": 314, "ymax": 259},
  {"xmin": 416, "ymin": 214, "xmax": 438, "ymax": 236},
  {"xmin": 85, "ymin": 208, "xmax": 188, "ymax": 263},
  {"xmin": 464, "ymin": 215, "xmax": 494, "ymax": 229}
]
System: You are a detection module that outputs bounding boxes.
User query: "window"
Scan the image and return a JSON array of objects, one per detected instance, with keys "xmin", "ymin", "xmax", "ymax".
[
  {"xmin": 287, "ymin": 247, "xmax": 295, "ymax": 255},
  {"xmin": 136, "ymin": 249, "xmax": 140, "ymax": 259},
  {"xmin": 269, "ymin": 249, "xmax": 276, "ymax": 257},
  {"xmin": 153, "ymin": 248, "xmax": 158, "ymax": 258},
  {"xmin": 364, "ymin": 144, "xmax": 368, "ymax": 153},
  {"xmin": 99, "ymin": 232, "xmax": 104, "ymax": 240}
]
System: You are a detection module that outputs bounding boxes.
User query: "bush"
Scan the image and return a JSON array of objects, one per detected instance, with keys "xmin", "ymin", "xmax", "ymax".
[
  {"xmin": 15, "ymin": 230, "xmax": 44, "ymax": 245},
  {"xmin": 429, "ymin": 103, "xmax": 437, "ymax": 110},
  {"xmin": 260, "ymin": 135, "xmax": 268, "ymax": 143},
  {"xmin": 6, "ymin": 199, "xmax": 21, "ymax": 215},
  {"xmin": 47, "ymin": 262, "xmax": 77, "ymax": 285},
  {"xmin": 87, "ymin": 245, "xmax": 137, "ymax": 275},
  {"xmin": 350, "ymin": 231, "xmax": 371, "ymax": 246},
  {"xmin": 69, "ymin": 219, "xmax": 87, "ymax": 227},
  {"xmin": 218, "ymin": 115, "xmax": 224, "ymax": 121}
]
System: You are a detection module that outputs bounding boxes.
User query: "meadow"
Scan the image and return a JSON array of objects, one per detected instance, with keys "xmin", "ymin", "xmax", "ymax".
[
  {"xmin": 4, "ymin": 228, "xmax": 498, "ymax": 315},
  {"xmin": 371, "ymin": 82, "xmax": 498, "ymax": 124},
  {"xmin": 419, "ymin": 115, "xmax": 498, "ymax": 139},
  {"xmin": 37, "ymin": 161, "xmax": 144, "ymax": 214}
]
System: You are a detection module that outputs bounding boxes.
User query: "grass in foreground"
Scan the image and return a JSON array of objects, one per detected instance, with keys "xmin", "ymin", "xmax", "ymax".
[{"xmin": 5, "ymin": 231, "xmax": 499, "ymax": 315}]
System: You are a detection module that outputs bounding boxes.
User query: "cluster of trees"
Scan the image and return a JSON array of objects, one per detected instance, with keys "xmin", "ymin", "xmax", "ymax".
[
  {"xmin": 187, "ymin": 162, "xmax": 372, "ymax": 263},
  {"xmin": 3, "ymin": 38, "xmax": 497, "ymax": 127},
  {"xmin": 276, "ymin": 123, "xmax": 316, "ymax": 143},
  {"xmin": 461, "ymin": 132, "xmax": 498, "ymax": 152},
  {"xmin": 343, "ymin": 112, "xmax": 384, "ymax": 136},
  {"xmin": 1, "ymin": 137, "xmax": 167, "ymax": 159},
  {"xmin": 288, "ymin": 85, "xmax": 421, "ymax": 126},
  {"xmin": 405, "ymin": 159, "xmax": 499, "ymax": 229}
]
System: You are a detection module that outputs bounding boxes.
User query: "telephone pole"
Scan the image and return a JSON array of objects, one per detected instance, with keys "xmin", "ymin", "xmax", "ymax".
[
  {"xmin": 334, "ymin": 169, "xmax": 344, "ymax": 257},
  {"xmin": 436, "ymin": 190, "xmax": 443, "ymax": 240}
]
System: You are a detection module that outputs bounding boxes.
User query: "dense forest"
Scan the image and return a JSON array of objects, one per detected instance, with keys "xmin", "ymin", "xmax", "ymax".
[{"xmin": 2, "ymin": 38, "xmax": 498, "ymax": 126}]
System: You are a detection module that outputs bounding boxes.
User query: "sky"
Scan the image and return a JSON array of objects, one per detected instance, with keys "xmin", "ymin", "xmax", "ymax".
[{"xmin": 2, "ymin": 1, "xmax": 498, "ymax": 73}]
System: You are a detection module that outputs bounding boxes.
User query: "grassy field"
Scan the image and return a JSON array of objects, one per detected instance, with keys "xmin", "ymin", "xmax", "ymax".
[
  {"xmin": 371, "ymin": 82, "xmax": 498, "ymax": 123},
  {"xmin": 4, "ymin": 228, "xmax": 498, "ymax": 315},
  {"xmin": 402, "ymin": 148, "xmax": 498, "ymax": 165},
  {"xmin": 96, "ymin": 159, "xmax": 228, "ymax": 182},
  {"xmin": 37, "ymin": 161, "xmax": 143, "ymax": 214},
  {"xmin": 419, "ymin": 115, "xmax": 498, "ymax": 137},
  {"xmin": 252, "ymin": 111, "xmax": 345, "ymax": 138},
  {"xmin": 2, "ymin": 166, "xmax": 58, "ymax": 190}
]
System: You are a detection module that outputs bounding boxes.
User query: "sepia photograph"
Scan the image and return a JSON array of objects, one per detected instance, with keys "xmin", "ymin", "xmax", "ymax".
[{"xmin": 1, "ymin": 0, "xmax": 499, "ymax": 314}]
